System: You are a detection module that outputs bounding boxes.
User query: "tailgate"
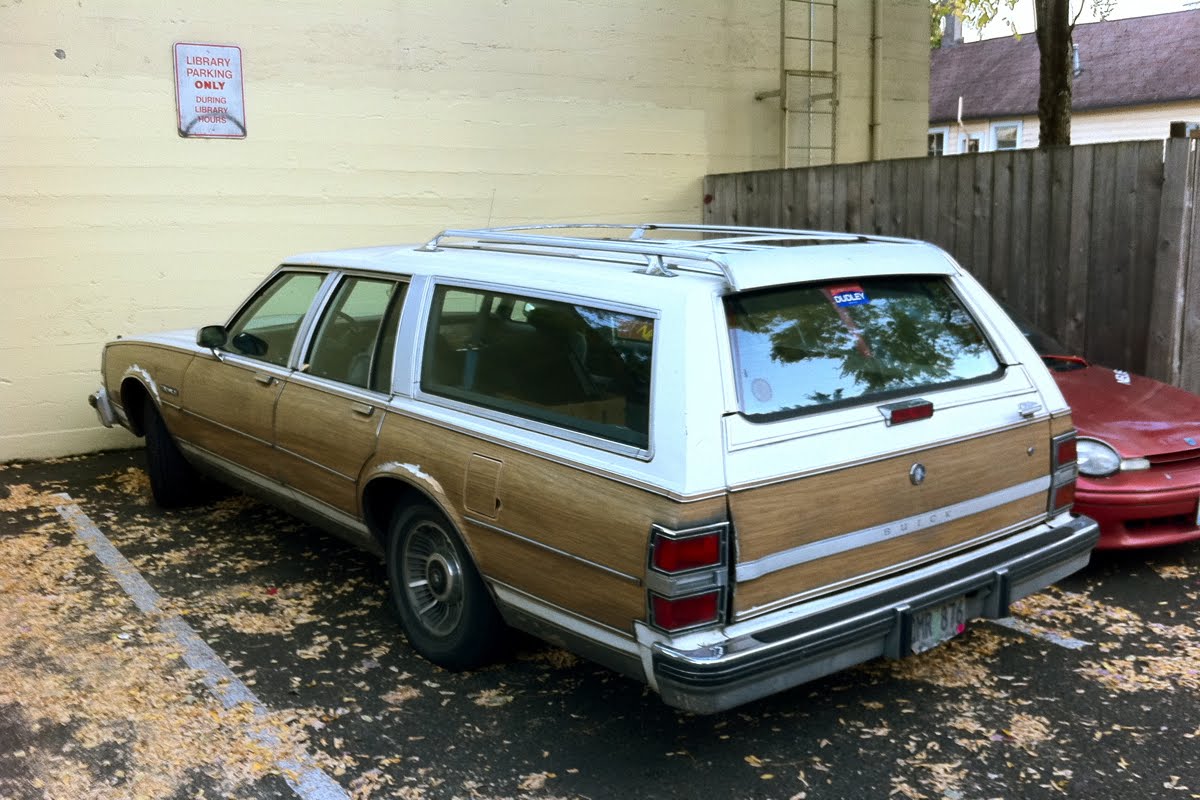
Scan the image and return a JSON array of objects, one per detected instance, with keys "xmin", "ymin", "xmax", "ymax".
[
  {"xmin": 721, "ymin": 272, "xmax": 1070, "ymax": 621},
  {"xmin": 728, "ymin": 413, "xmax": 1056, "ymax": 619}
]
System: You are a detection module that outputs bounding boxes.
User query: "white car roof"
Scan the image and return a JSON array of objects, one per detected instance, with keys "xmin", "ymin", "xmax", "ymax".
[{"xmin": 282, "ymin": 224, "xmax": 961, "ymax": 304}]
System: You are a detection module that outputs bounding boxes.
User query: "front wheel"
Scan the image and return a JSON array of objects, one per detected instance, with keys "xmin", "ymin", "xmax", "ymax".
[
  {"xmin": 386, "ymin": 504, "xmax": 506, "ymax": 670},
  {"xmin": 142, "ymin": 400, "xmax": 200, "ymax": 508}
]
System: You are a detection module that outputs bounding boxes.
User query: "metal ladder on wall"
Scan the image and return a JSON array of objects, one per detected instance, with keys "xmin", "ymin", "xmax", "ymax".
[{"xmin": 756, "ymin": 0, "xmax": 839, "ymax": 168}]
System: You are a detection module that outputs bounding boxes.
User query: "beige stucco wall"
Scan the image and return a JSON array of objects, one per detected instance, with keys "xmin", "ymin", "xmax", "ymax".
[
  {"xmin": 934, "ymin": 100, "xmax": 1200, "ymax": 153},
  {"xmin": 1, "ymin": 0, "xmax": 929, "ymax": 460}
]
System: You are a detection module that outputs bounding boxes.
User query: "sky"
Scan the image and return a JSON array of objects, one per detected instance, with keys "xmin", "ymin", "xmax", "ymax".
[{"xmin": 970, "ymin": 0, "xmax": 1197, "ymax": 40}]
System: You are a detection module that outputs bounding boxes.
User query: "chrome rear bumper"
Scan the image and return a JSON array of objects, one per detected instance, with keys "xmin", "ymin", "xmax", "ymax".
[{"xmin": 651, "ymin": 514, "xmax": 1099, "ymax": 713}]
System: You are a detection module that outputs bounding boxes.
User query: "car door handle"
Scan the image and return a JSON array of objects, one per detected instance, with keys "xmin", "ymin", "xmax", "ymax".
[
  {"xmin": 350, "ymin": 401, "xmax": 375, "ymax": 417},
  {"xmin": 254, "ymin": 372, "xmax": 278, "ymax": 386}
]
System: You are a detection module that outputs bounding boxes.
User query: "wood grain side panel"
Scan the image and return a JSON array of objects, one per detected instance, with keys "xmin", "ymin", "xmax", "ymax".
[
  {"xmin": 470, "ymin": 523, "xmax": 645, "ymax": 632},
  {"xmin": 734, "ymin": 494, "xmax": 1047, "ymax": 616},
  {"xmin": 1050, "ymin": 414, "xmax": 1075, "ymax": 438},
  {"xmin": 372, "ymin": 410, "xmax": 727, "ymax": 627},
  {"xmin": 375, "ymin": 412, "xmax": 725, "ymax": 579},
  {"xmin": 274, "ymin": 382, "xmax": 383, "ymax": 513},
  {"xmin": 105, "ymin": 342, "xmax": 195, "ymax": 426},
  {"xmin": 175, "ymin": 356, "xmax": 284, "ymax": 475},
  {"xmin": 730, "ymin": 423, "xmax": 1049, "ymax": 563}
]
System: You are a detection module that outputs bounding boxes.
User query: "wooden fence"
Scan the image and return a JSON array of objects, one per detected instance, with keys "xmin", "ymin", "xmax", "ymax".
[{"xmin": 702, "ymin": 138, "xmax": 1200, "ymax": 392}]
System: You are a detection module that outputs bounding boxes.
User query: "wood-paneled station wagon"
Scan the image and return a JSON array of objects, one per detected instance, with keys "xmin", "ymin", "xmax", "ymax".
[{"xmin": 89, "ymin": 224, "xmax": 1099, "ymax": 712}]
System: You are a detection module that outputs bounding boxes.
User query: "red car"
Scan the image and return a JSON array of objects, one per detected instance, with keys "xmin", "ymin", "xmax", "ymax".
[{"xmin": 1016, "ymin": 317, "xmax": 1200, "ymax": 549}]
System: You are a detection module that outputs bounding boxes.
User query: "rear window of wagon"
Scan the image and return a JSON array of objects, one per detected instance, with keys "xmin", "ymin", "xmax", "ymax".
[{"xmin": 725, "ymin": 276, "xmax": 1002, "ymax": 421}]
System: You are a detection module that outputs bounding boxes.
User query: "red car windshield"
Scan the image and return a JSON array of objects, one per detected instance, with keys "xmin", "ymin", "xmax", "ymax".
[{"xmin": 725, "ymin": 276, "xmax": 1002, "ymax": 420}]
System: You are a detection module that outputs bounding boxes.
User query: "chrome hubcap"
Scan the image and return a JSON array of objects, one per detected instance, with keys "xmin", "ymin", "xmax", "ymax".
[{"xmin": 402, "ymin": 521, "xmax": 464, "ymax": 636}]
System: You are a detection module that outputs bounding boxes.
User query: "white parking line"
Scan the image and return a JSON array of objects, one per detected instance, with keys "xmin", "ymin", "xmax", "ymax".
[
  {"xmin": 989, "ymin": 616, "xmax": 1091, "ymax": 650},
  {"xmin": 54, "ymin": 495, "xmax": 350, "ymax": 800}
]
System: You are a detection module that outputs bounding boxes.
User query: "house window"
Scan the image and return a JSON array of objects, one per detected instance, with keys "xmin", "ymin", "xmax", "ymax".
[
  {"xmin": 927, "ymin": 127, "xmax": 950, "ymax": 157},
  {"xmin": 959, "ymin": 134, "xmax": 982, "ymax": 154},
  {"xmin": 990, "ymin": 121, "xmax": 1022, "ymax": 150}
]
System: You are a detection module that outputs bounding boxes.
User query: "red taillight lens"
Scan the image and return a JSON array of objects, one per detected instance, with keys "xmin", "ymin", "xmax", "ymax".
[
  {"xmin": 879, "ymin": 399, "xmax": 933, "ymax": 426},
  {"xmin": 651, "ymin": 591, "xmax": 720, "ymax": 631},
  {"xmin": 1055, "ymin": 437, "xmax": 1077, "ymax": 466},
  {"xmin": 653, "ymin": 532, "xmax": 722, "ymax": 573},
  {"xmin": 1053, "ymin": 481, "xmax": 1076, "ymax": 511},
  {"xmin": 1049, "ymin": 431, "xmax": 1077, "ymax": 514}
]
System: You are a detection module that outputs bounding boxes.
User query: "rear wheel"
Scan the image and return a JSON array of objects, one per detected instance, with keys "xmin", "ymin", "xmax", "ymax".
[
  {"xmin": 386, "ymin": 504, "xmax": 506, "ymax": 670},
  {"xmin": 142, "ymin": 400, "xmax": 200, "ymax": 508}
]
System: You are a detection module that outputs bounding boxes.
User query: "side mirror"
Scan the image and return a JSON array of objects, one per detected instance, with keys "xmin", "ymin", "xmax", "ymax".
[{"xmin": 197, "ymin": 325, "xmax": 228, "ymax": 351}]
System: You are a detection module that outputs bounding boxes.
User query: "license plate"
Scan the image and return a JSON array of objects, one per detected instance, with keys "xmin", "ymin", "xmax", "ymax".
[{"xmin": 911, "ymin": 596, "xmax": 968, "ymax": 654}]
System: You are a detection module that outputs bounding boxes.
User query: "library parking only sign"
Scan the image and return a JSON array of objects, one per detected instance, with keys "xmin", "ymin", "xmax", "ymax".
[{"xmin": 173, "ymin": 42, "xmax": 246, "ymax": 138}]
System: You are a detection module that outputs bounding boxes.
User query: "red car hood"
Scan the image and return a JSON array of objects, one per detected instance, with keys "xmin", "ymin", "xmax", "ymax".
[{"xmin": 1051, "ymin": 363, "xmax": 1200, "ymax": 459}]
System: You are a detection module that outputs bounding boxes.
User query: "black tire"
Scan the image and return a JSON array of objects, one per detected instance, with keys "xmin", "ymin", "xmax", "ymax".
[
  {"xmin": 386, "ymin": 504, "xmax": 506, "ymax": 670},
  {"xmin": 142, "ymin": 400, "xmax": 200, "ymax": 508}
]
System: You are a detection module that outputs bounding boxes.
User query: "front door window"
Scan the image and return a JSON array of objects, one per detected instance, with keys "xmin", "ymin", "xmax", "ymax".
[{"xmin": 225, "ymin": 272, "xmax": 325, "ymax": 366}]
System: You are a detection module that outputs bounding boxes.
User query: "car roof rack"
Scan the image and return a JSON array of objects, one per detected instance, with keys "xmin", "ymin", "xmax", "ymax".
[{"xmin": 420, "ymin": 223, "xmax": 881, "ymax": 288}]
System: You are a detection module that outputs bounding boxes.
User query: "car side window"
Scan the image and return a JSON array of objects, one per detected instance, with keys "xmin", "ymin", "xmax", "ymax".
[
  {"xmin": 305, "ymin": 277, "xmax": 406, "ymax": 392},
  {"xmin": 225, "ymin": 272, "xmax": 326, "ymax": 367},
  {"xmin": 421, "ymin": 285, "xmax": 653, "ymax": 449}
]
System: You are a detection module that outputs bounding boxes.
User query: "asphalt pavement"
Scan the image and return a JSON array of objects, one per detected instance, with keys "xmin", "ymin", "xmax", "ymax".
[{"xmin": 1, "ymin": 449, "xmax": 1198, "ymax": 800}]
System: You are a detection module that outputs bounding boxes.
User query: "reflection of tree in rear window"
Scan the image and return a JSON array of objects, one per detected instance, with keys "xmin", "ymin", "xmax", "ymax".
[{"xmin": 726, "ymin": 277, "xmax": 1000, "ymax": 420}]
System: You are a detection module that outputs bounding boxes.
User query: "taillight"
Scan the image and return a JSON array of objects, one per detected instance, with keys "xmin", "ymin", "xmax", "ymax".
[
  {"xmin": 651, "ymin": 591, "xmax": 721, "ymax": 631},
  {"xmin": 652, "ymin": 529, "xmax": 722, "ymax": 573},
  {"xmin": 1049, "ymin": 430, "xmax": 1077, "ymax": 515},
  {"xmin": 645, "ymin": 522, "xmax": 729, "ymax": 633}
]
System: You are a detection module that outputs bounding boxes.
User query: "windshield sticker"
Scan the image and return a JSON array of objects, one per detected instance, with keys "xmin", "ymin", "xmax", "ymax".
[{"xmin": 828, "ymin": 285, "xmax": 870, "ymax": 307}]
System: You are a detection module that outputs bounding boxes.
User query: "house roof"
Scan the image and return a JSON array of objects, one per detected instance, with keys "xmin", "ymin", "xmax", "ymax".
[{"xmin": 930, "ymin": 10, "xmax": 1200, "ymax": 123}]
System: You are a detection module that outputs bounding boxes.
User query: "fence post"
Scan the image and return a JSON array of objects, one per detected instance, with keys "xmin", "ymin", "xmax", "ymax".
[
  {"xmin": 1145, "ymin": 138, "xmax": 1195, "ymax": 385},
  {"xmin": 1180, "ymin": 143, "xmax": 1200, "ymax": 394}
]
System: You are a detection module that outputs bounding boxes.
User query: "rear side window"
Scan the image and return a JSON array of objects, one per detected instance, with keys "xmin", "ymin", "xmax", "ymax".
[
  {"xmin": 421, "ymin": 286, "xmax": 653, "ymax": 449},
  {"xmin": 305, "ymin": 277, "xmax": 405, "ymax": 392},
  {"xmin": 726, "ymin": 277, "xmax": 1001, "ymax": 420}
]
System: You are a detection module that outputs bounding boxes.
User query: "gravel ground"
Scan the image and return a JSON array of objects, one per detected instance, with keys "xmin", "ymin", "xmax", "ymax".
[{"xmin": 1, "ymin": 449, "xmax": 1199, "ymax": 800}]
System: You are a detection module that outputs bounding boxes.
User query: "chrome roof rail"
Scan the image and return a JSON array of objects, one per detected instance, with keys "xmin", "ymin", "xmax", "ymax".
[
  {"xmin": 421, "ymin": 228, "xmax": 738, "ymax": 284},
  {"xmin": 419, "ymin": 224, "xmax": 893, "ymax": 288}
]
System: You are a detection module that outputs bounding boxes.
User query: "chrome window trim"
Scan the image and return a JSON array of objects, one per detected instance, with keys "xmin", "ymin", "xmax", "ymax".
[
  {"xmin": 380, "ymin": 396, "xmax": 724, "ymax": 503},
  {"xmin": 464, "ymin": 516, "xmax": 641, "ymax": 585},
  {"xmin": 409, "ymin": 277, "xmax": 659, "ymax": 461},
  {"xmin": 723, "ymin": 371, "xmax": 1038, "ymax": 455},
  {"xmin": 285, "ymin": 269, "xmax": 347, "ymax": 371},
  {"xmin": 284, "ymin": 370, "xmax": 392, "ymax": 405},
  {"xmin": 412, "ymin": 389, "xmax": 651, "ymax": 460},
  {"xmin": 735, "ymin": 475, "xmax": 1052, "ymax": 582},
  {"xmin": 722, "ymin": 274, "xmax": 1008, "ymax": 422},
  {"xmin": 292, "ymin": 270, "xmax": 411, "ymax": 387}
]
